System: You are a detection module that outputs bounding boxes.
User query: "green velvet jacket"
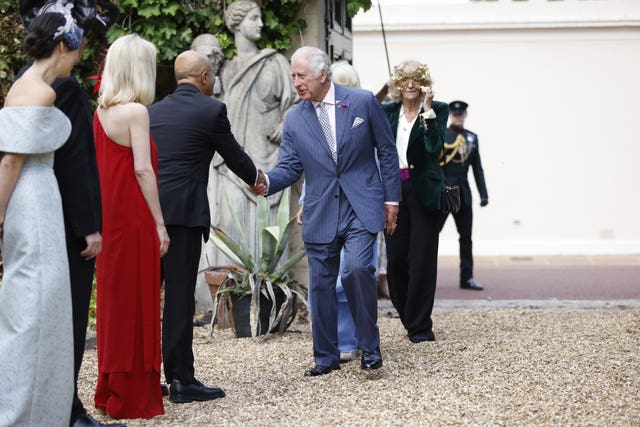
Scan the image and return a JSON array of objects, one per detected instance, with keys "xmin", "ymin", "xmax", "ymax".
[{"xmin": 383, "ymin": 100, "xmax": 449, "ymax": 211}]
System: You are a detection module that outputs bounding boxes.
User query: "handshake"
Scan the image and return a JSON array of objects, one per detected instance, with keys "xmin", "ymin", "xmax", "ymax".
[{"xmin": 250, "ymin": 169, "xmax": 268, "ymax": 196}]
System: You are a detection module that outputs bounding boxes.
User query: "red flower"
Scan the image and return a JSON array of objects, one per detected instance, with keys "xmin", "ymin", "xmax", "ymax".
[
  {"xmin": 89, "ymin": 48, "xmax": 109, "ymax": 94},
  {"xmin": 88, "ymin": 74, "xmax": 102, "ymax": 94}
]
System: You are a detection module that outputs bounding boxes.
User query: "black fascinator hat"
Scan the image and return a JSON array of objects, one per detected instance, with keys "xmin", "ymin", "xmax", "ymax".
[{"xmin": 20, "ymin": 0, "xmax": 119, "ymax": 38}]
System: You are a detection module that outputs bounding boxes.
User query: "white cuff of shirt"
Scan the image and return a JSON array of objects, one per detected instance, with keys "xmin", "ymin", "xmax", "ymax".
[
  {"xmin": 421, "ymin": 108, "xmax": 436, "ymax": 120},
  {"xmin": 263, "ymin": 173, "xmax": 270, "ymax": 196}
]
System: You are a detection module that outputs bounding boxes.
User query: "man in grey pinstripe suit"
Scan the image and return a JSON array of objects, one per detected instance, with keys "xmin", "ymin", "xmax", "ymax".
[{"xmin": 255, "ymin": 46, "xmax": 401, "ymax": 377}]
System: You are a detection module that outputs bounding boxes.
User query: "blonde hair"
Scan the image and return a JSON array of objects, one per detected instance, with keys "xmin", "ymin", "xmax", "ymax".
[
  {"xmin": 330, "ymin": 61, "xmax": 360, "ymax": 88},
  {"xmin": 98, "ymin": 34, "xmax": 157, "ymax": 108},
  {"xmin": 387, "ymin": 60, "xmax": 433, "ymax": 103}
]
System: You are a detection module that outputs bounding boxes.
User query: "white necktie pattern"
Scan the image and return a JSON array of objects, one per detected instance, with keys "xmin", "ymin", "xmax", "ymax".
[{"xmin": 317, "ymin": 102, "xmax": 337, "ymax": 163}]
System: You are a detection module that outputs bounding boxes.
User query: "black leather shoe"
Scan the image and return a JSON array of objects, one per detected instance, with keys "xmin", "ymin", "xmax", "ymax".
[
  {"xmin": 304, "ymin": 364, "xmax": 340, "ymax": 377},
  {"xmin": 161, "ymin": 383, "xmax": 169, "ymax": 397},
  {"xmin": 409, "ymin": 330, "xmax": 436, "ymax": 343},
  {"xmin": 71, "ymin": 411, "xmax": 127, "ymax": 427},
  {"xmin": 169, "ymin": 378, "xmax": 226, "ymax": 403},
  {"xmin": 460, "ymin": 277, "xmax": 484, "ymax": 290},
  {"xmin": 361, "ymin": 347, "xmax": 383, "ymax": 370}
]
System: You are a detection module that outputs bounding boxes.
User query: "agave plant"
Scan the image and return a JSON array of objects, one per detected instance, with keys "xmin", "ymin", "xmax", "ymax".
[{"xmin": 210, "ymin": 187, "xmax": 307, "ymax": 338}]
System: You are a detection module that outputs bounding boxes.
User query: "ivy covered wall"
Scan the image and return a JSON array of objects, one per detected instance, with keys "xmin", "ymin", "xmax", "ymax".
[{"xmin": 1, "ymin": 0, "xmax": 371, "ymax": 105}]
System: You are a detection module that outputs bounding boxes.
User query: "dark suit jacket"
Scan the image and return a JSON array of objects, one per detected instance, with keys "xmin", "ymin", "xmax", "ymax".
[
  {"xmin": 148, "ymin": 84, "xmax": 257, "ymax": 239},
  {"xmin": 16, "ymin": 68, "xmax": 102, "ymax": 238},
  {"xmin": 443, "ymin": 126, "xmax": 488, "ymax": 206},
  {"xmin": 383, "ymin": 100, "xmax": 449, "ymax": 211},
  {"xmin": 53, "ymin": 76, "xmax": 102, "ymax": 237}
]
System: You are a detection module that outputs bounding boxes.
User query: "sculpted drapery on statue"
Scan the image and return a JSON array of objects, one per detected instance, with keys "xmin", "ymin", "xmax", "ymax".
[
  {"xmin": 210, "ymin": 0, "xmax": 298, "ymax": 261},
  {"xmin": 219, "ymin": 49, "xmax": 295, "ymax": 181}
]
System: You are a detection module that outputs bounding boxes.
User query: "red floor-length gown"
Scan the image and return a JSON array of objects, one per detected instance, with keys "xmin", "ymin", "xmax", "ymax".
[{"xmin": 92, "ymin": 112, "xmax": 164, "ymax": 419}]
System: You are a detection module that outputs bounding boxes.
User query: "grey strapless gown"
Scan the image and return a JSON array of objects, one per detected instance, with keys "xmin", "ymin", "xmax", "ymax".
[{"xmin": 0, "ymin": 106, "xmax": 73, "ymax": 427}]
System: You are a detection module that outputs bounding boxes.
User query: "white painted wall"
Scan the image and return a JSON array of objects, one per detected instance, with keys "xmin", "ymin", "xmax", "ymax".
[{"xmin": 353, "ymin": 0, "xmax": 640, "ymax": 256}]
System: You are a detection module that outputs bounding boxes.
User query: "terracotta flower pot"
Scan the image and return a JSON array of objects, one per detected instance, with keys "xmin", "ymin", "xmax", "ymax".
[{"xmin": 204, "ymin": 267, "xmax": 237, "ymax": 330}]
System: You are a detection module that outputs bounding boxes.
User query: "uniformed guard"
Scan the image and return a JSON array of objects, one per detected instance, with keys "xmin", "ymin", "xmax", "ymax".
[{"xmin": 439, "ymin": 100, "xmax": 489, "ymax": 290}]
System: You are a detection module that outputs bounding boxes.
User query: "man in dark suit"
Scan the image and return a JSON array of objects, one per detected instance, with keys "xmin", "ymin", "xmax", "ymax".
[
  {"xmin": 149, "ymin": 50, "xmax": 263, "ymax": 403},
  {"xmin": 439, "ymin": 100, "xmax": 489, "ymax": 290},
  {"xmin": 256, "ymin": 46, "xmax": 401, "ymax": 377},
  {"xmin": 19, "ymin": 1, "xmax": 122, "ymax": 424}
]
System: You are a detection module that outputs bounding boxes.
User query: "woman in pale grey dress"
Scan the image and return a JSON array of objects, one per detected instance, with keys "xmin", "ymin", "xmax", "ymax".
[{"xmin": 0, "ymin": 11, "xmax": 84, "ymax": 427}]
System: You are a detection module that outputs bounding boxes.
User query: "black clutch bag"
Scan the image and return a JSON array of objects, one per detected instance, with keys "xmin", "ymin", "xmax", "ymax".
[{"xmin": 441, "ymin": 185, "xmax": 461, "ymax": 214}]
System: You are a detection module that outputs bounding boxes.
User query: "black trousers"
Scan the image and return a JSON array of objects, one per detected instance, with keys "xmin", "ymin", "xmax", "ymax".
[
  {"xmin": 439, "ymin": 202, "xmax": 473, "ymax": 283},
  {"xmin": 161, "ymin": 226, "xmax": 203, "ymax": 384},
  {"xmin": 385, "ymin": 180, "xmax": 440, "ymax": 339},
  {"xmin": 66, "ymin": 231, "xmax": 96, "ymax": 423}
]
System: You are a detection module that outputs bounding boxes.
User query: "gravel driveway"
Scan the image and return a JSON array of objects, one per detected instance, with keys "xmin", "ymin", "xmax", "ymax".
[{"xmin": 78, "ymin": 305, "xmax": 640, "ymax": 426}]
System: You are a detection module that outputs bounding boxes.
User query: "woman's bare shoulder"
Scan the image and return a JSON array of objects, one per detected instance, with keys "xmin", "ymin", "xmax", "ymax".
[
  {"xmin": 5, "ymin": 77, "xmax": 55, "ymax": 107},
  {"xmin": 103, "ymin": 102, "xmax": 148, "ymax": 125},
  {"xmin": 120, "ymin": 102, "xmax": 148, "ymax": 120},
  {"xmin": 107, "ymin": 102, "xmax": 146, "ymax": 115}
]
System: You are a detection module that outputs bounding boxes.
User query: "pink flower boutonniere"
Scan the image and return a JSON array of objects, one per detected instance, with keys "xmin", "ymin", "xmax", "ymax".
[{"xmin": 336, "ymin": 100, "xmax": 348, "ymax": 108}]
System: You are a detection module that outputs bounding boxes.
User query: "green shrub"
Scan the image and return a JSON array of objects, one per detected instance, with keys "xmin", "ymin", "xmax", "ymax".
[
  {"xmin": 0, "ymin": 0, "xmax": 28, "ymax": 104},
  {"xmin": 1, "ymin": 0, "xmax": 371, "ymax": 105}
]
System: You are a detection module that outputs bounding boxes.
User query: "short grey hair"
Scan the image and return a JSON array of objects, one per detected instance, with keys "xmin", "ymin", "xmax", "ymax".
[
  {"xmin": 291, "ymin": 46, "xmax": 331, "ymax": 78},
  {"xmin": 330, "ymin": 60, "xmax": 360, "ymax": 88}
]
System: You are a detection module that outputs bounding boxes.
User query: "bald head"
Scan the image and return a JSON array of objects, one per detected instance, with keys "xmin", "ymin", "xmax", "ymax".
[
  {"xmin": 175, "ymin": 50, "xmax": 210, "ymax": 81},
  {"xmin": 174, "ymin": 50, "xmax": 215, "ymax": 95}
]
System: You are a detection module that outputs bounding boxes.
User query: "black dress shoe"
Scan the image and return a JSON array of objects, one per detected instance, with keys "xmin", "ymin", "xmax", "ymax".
[
  {"xmin": 361, "ymin": 347, "xmax": 383, "ymax": 370},
  {"xmin": 409, "ymin": 330, "xmax": 436, "ymax": 343},
  {"xmin": 161, "ymin": 383, "xmax": 169, "ymax": 397},
  {"xmin": 71, "ymin": 411, "xmax": 127, "ymax": 427},
  {"xmin": 169, "ymin": 378, "xmax": 226, "ymax": 403},
  {"xmin": 303, "ymin": 364, "xmax": 340, "ymax": 377},
  {"xmin": 460, "ymin": 277, "xmax": 484, "ymax": 290}
]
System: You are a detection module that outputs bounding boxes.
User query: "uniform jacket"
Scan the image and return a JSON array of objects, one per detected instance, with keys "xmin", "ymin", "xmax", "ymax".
[
  {"xmin": 382, "ymin": 100, "xmax": 448, "ymax": 211},
  {"xmin": 443, "ymin": 126, "xmax": 488, "ymax": 206},
  {"xmin": 267, "ymin": 84, "xmax": 401, "ymax": 244},
  {"xmin": 149, "ymin": 84, "xmax": 257, "ymax": 238}
]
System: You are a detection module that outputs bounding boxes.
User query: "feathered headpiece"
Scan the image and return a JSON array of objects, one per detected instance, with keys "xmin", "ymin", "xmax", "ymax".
[{"xmin": 39, "ymin": 0, "xmax": 84, "ymax": 50}]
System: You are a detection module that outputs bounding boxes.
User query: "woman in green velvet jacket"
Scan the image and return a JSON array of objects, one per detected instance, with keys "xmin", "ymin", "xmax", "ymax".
[{"xmin": 382, "ymin": 60, "xmax": 448, "ymax": 343}]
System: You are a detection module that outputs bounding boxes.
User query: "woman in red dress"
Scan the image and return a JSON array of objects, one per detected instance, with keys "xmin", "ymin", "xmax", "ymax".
[{"xmin": 93, "ymin": 34, "xmax": 170, "ymax": 420}]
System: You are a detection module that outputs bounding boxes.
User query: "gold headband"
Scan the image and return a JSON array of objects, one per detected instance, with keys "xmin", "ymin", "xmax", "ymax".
[{"xmin": 392, "ymin": 63, "xmax": 431, "ymax": 88}]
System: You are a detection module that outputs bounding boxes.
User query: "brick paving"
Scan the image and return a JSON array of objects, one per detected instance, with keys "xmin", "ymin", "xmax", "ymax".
[{"xmin": 434, "ymin": 255, "xmax": 640, "ymax": 301}]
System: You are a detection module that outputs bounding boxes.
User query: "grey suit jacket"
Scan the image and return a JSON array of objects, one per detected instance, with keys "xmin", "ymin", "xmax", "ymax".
[{"xmin": 267, "ymin": 84, "xmax": 401, "ymax": 244}]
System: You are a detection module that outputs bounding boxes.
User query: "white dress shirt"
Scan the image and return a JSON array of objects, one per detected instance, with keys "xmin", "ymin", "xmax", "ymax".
[{"xmin": 396, "ymin": 105, "xmax": 417, "ymax": 169}]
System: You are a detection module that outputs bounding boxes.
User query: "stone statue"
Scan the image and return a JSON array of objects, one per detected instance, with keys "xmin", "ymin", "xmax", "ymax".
[
  {"xmin": 210, "ymin": 0, "xmax": 298, "ymax": 262},
  {"xmin": 191, "ymin": 33, "xmax": 224, "ymax": 97}
]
